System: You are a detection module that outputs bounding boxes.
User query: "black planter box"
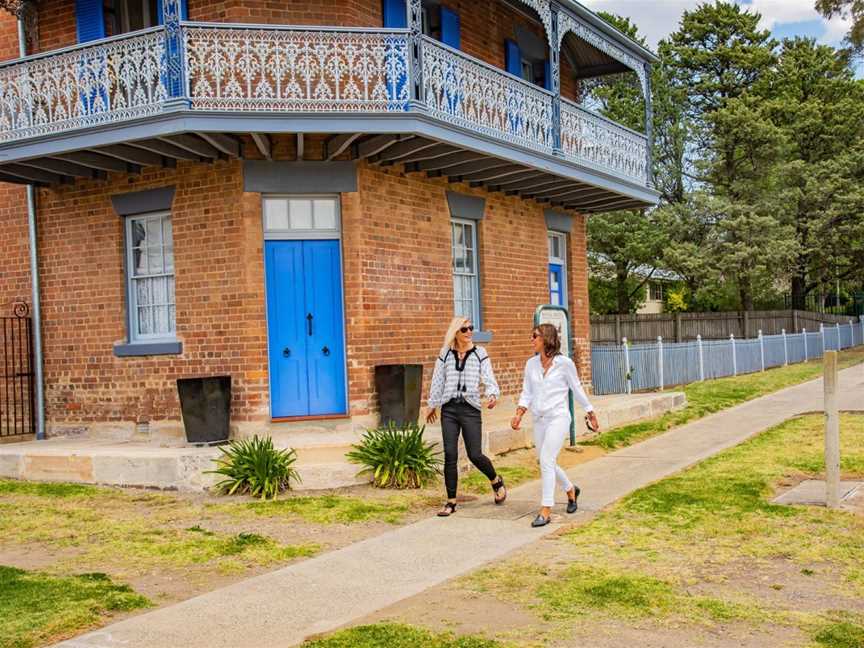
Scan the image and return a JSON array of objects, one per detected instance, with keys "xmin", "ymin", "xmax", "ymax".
[
  {"xmin": 375, "ymin": 364, "xmax": 423, "ymax": 428},
  {"xmin": 176, "ymin": 376, "xmax": 232, "ymax": 445}
]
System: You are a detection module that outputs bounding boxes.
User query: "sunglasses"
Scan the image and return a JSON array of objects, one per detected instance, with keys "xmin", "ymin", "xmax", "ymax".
[
  {"xmin": 459, "ymin": 326, "xmax": 475, "ymax": 333},
  {"xmin": 531, "ymin": 332, "xmax": 540, "ymax": 339}
]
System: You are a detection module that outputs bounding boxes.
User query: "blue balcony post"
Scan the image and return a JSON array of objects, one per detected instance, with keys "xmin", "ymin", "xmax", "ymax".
[
  {"xmin": 643, "ymin": 61, "xmax": 653, "ymax": 187},
  {"xmin": 550, "ymin": 3, "xmax": 562, "ymax": 155},
  {"xmin": 161, "ymin": 0, "xmax": 189, "ymax": 108},
  {"xmin": 408, "ymin": 0, "xmax": 424, "ymax": 109}
]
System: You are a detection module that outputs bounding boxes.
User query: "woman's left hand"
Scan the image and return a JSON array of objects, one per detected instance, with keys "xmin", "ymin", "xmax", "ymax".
[{"xmin": 486, "ymin": 396, "xmax": 497, "ymax": 409}]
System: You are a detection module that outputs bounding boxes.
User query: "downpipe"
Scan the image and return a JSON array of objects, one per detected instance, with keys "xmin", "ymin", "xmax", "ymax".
[{"xmin": 19, "ymin": 14, "xmax": 46, "ymax": 440}]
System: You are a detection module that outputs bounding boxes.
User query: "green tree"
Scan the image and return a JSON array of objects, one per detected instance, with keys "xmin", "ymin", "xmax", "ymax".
[
  {"xmin": 762, "ymin": 38, "xmax": 864, "ymax": 308},
  {"xmin": 816, "ymin": 0, "xmax": 864, "ymax": 51},
  {"xmin": 587, "ymin": 211, "xmax": 667, "ymax": 313},
  {"xmin": 661, "ymin": 2, "xmax": 783, "ymax": 309}
]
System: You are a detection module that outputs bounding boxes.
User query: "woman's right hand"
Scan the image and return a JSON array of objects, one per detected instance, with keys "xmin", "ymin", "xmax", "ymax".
[
  {"xmin": 510, "ymin": 414, "xmax": 522, "ymax": 430},
  {"xmin": 426, "ymin": 408, "xmax": 438, "ymax": 425}
]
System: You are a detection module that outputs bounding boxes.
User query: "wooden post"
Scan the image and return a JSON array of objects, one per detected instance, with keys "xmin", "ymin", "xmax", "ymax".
[
  {"xmin": 743, "ymin": 310, "xmax": 750, "ymax": 339},
  {"xmin": 674, "ymin": 312, "xmax": 682, "ymax": 343},
  {"xmin": 824, "ymin": 350, "xmax": 840, "ymax": 509},
  {"xmin": 792, "ymin": 309, "xmax": 799, "ymax": 333},
  {"xmin": 614, "ymin": 314, "xmax": 621, "ymax": 346}
]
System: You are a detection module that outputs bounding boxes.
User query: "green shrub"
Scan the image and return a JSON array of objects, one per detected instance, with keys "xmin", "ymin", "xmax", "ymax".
[
  {"xmin": 208, "ymin": 436, "xmax": 300, "ymax": 500},
  {"xmin": 346, "ymin": 422, "xmax": 442, "ymax": 489}
]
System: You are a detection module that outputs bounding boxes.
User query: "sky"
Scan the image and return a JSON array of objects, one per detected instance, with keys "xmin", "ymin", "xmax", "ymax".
[{"xmin": 579, "ymin": 0, "xmax": 853, "ymax": 51}]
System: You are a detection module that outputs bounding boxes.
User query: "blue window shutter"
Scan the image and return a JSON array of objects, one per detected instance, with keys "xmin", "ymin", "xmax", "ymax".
[
  {"xmin": 505, "ymin": 39, "xmax": 521, "ymax": 77},
  {"xmin": 382, "ymin": 0, "xmax": 407, "ymax": 28},
  {"xmin": 156, "ymin": 0, "xmax": 162, "ymax": 25},
  {"xmin": 75, "ymin": 0, "xmax": 106, "ymax": 43},
  {"xmin": 440, "ymin": 6, "xmax": 460, "ymax": 49},
  {"xmin": 543, "ymin": 59, "xmax": 552, "ymax": 90}
]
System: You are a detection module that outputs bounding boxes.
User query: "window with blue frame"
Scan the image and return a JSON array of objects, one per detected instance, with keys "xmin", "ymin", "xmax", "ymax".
[
  {"xmin": 383, "ymin": 0, "xmax": 460, "ymax": 49},
  {"xmin": 76, "ymin": 0, "xmax": 188, "ymax": 42},
  {"xmin": 548, "ymin": 231, "xmax": 567, "ymax": 307},
  {"xmin": 505, "ymin": 37, "xmax": 551, "ymax": 89}
]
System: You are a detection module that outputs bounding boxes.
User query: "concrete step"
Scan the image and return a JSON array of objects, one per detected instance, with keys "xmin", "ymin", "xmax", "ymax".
[{"xmin": 0, "ymin": 438, "xmax": 367, "ymax": 493}]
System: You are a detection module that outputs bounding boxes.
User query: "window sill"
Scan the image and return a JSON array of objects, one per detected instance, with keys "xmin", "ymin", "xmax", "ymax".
[
  {"xmin": 113, "ymin": 341, "xmax": 183, "ymax": 357},
  {"xmin": 473, "ymin": 331, "xmax": 493, "ymax": 343}
]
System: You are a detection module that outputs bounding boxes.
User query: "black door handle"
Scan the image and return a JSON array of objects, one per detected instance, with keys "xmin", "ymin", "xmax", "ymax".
[
  {"xmin": 306, "ymin": 313, "xmax": 313, "ymax": 336},
  {"xmin": 322, "ymin": 346, "xmax": 330, "ymax": 356},
  {"xmin": 282, "ymin": 347, "xmax": 290, "ymax": 358}
]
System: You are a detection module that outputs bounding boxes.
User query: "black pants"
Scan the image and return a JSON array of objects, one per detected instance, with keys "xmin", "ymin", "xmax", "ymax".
[{"xmin": 441, "ymin": 399, "xmax": 498, "ymax": 499}]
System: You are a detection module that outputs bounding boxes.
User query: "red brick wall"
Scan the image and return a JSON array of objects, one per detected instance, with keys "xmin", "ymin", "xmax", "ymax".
[
  {"xmin": 34, "ymin": 160, "xmax": 270, "ymax": 427},
  {"xmin": 17, "ymin": 154, "xmax": 590, "ymax": 430}
]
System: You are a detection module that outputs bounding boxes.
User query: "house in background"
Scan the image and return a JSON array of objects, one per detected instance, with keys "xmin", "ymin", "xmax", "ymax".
[
  {"xmin": 636, "ymin": 268, "xmax": 683, "ymax": 315},
  {"xmin": 0, "ymin": 0, "xmax": 657, "ymax": 452}
]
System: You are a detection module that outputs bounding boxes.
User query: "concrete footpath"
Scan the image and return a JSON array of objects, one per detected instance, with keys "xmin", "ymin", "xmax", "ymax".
[{"xmin": 58, "ymin": 365, "xmax": 863, "ymax": 648}]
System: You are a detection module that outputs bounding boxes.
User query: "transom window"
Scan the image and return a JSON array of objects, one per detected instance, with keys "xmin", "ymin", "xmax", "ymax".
[
  {"xmin": 263, "ymin": 196, "xmax": 340, "ymax": 239},
  {"xmin": 451, "ymin": 218, "xmax": 480, "ymax": 324},
  {"xmin": 126, "ymin": 211, "xmax": 176, "ymax": 341}
]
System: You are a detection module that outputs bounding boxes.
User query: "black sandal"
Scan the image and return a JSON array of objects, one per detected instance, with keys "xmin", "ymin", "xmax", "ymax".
[
  {"xmin": 492, "ymin": 476, "xmax": 507, "ymax": 505},
  {"xmin": 437, "ymin": 501, "xmax": 458, "ymax": 517}
]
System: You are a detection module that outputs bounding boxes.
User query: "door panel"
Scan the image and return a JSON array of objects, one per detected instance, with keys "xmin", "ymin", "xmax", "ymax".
[
  {"xmin": 303, "ymin": 240, "xmax": 347, "ymax": 416},
  {"xmin": 265, "ymin": 241, "xmax": 309, "ymax": 417},
  {"xmin": 265, "ymin": 239, "xmax": 347, "ymax": 418}
]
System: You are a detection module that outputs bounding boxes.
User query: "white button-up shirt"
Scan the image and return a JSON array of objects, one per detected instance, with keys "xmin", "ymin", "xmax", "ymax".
[{"xmin": 518, "ymin": 354, "xmax": 593, "ymax": 418}]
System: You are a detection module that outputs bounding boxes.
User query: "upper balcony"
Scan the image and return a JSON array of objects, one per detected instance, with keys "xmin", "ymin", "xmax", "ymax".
[{"xmin": 0, "ymin": 0, "xmax": 659, "ymax": 212}]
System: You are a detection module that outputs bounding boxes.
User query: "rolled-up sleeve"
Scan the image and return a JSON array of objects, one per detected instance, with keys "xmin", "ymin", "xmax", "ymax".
[
  {"xmin": 480, "ymin": 356, "xmax": 500, "ymax": 399},
  {"xmin": 562, "ymin": 358, "xmax": 594, "ymax": 412},
  {"xmin": 518, "ymin": 359, "xmax": 534, "ymax": 410}
]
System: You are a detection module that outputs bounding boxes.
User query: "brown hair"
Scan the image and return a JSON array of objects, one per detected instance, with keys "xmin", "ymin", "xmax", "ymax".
[{"xmin": 534, "ymin": 323, "xmax": 561, "ymax": 358}]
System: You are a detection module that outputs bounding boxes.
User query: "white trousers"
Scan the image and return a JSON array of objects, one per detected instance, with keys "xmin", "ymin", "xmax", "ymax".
[{"xmin": 533, "ymin": 412, "xmax": 574, "ymax": 507}]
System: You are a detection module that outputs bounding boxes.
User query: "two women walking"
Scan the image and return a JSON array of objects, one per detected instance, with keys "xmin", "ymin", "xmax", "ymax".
[{"xmin": 426, "ymin": 318, "xmax": 598, "ymax": 527}]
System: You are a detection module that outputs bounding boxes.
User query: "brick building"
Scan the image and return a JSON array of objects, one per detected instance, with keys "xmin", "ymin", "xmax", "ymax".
[{"xmin": 0, "ymin": 0, "xmax": 657, "ymax": 444}]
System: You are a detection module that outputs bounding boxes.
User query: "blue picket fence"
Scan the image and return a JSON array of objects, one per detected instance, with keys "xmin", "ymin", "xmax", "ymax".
[{"xmin": 591, "ymin": 318, "xmax": 864, "ymax": 395}]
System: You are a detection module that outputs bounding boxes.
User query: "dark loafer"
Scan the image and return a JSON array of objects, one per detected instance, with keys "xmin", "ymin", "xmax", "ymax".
[
  {"xmin": 566, "ymin": 485, "xmax": 581, "ymax": 514},
  {"xmin": 531, "ymin": 514, "xmax": 551, "ymax": 528}
]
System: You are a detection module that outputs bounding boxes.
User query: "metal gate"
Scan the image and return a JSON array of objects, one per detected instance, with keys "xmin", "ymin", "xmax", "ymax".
[{"xmin": 1, "ymin": 302, "xmax": 35, "ymax": 438}]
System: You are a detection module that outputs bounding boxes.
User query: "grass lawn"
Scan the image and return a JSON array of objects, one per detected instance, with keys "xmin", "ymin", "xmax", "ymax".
[
  {"xmin": 588, "ymin": 345, "xmax": 864, "ymax": 449},
  {"xmin": 459, "ymin": 413, "xmax": 864, "ymax": 646},
  {"xmin": 303, "ymin": 623, "xmax": 505, "ymax": 648},
  {"xmin": 0, "ymin": 482, "xmax": 440, "ymax": 648},
  {"xmin": 0, "ymin": 567, "xmax": 149, "ymax": 648}
]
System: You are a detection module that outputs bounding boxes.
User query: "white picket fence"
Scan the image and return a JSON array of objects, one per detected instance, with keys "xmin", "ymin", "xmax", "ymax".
[{"xmin": 591, "ymin": 318, "xmax": 864, "ymax": 395}]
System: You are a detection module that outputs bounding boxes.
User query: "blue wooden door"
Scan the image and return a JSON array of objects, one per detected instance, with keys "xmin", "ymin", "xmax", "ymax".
[
  {"xmin": 265, "ymin": 240, "xmax": 346, "ymax": 418},
  {"xmin": 549, "ymin": 263, "xmax": 564, "ymax": 306}
]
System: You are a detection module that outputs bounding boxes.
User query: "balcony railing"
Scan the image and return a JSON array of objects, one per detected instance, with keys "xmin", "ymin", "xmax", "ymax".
[
  {"xmin": 0, "ymin": 28, "xmax": 166, "ymax": 143},
  {"xmin": 561, "ymin": 98, "xmax": 649, "ymax": 186},
  {"xmin": 0, "ymin": 24, "xmax": 650, "ymax": 188},
  {"xmin": 421, "ymin": 36, "xmax": 553, "ymax": 154},
  {"xmin": 183, "ymin": 25, "xmax": 410, "ymax": 112}
]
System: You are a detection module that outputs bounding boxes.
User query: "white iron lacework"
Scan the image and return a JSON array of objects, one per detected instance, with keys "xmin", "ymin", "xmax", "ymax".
[
  {"xmin": 183, "ymin": 27, "xmax": 410, "ymax": 112},
  {"xmin": 560, "ymin": 98, "xmax": 648, "ymax": 184},
  {"xmin": 556, "ymin": 11, "xmax": 648, "ymax": 98},
  {"xmin": 513, "ymin": 0, "xmax": 553, "ymax": 46},
  {"xmin": 0, "ymin": 30, "xmax": 167, "ymax": 142},
  {"xmin": 421, "ymin": 37, "xmax": 553, "ymax": 153}
]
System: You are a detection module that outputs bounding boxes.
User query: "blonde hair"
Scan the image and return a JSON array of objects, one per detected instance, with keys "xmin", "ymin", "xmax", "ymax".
[{"xmin": 442, "ymin": 316, "xmax": 471, "ymax": 351}]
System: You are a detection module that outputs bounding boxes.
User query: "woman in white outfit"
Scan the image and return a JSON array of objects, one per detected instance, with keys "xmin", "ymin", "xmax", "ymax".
[{"xmin": 512, "ymin": 323, "xmax": 599, "ymax": 528}]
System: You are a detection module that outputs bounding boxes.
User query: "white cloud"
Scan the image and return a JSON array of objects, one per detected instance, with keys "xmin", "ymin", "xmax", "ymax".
[{"xmin": 579, "ymin": 0, "xmax": 851, "ymax": 48}]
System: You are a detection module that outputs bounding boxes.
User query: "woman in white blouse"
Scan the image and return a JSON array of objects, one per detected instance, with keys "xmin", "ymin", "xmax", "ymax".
[
  {"xmin": 426, "ymin": 317, "xmax": 506, "ymax": 517},
  {"xmin": 512, "ymin": 323, "xmax": 599, "ymax": 527}
]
